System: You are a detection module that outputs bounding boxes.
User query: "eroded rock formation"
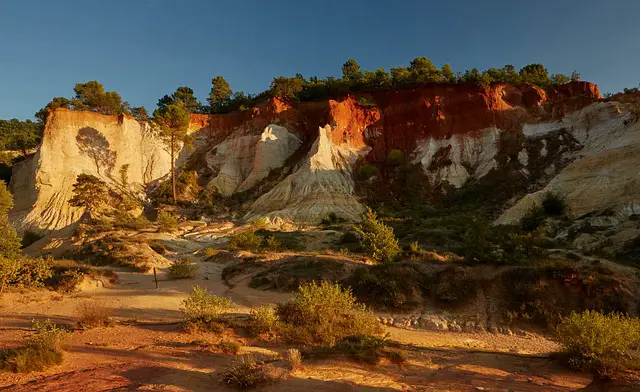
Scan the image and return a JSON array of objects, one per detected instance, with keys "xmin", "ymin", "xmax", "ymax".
[
  {"xmin": 10, "ymin": 109, "xmax": 170, "ymax": 232},
  {"xmin": 12, "ymin": 81, "xmax": 619, "ymax": 232}
]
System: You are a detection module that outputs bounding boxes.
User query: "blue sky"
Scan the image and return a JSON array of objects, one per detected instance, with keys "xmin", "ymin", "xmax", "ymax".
[{"xmin": 1, "ymin": 0, "xmax": 639, "ymax": 120}]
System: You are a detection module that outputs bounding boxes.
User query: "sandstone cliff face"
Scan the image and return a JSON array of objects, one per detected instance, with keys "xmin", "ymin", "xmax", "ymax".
[
  {"xmin": 11, "ymin": 82, "xmax": 608, "ymax": 230},
  {"xmin": 497, "ymin": 102, "xmax": 640, "ymax": 223},
  {"xmin": 9, "ymin": 109, "xmax": 170, "ymax": 232}
]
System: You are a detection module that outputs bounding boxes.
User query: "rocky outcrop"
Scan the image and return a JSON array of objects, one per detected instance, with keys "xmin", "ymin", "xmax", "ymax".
[
  {"xmin": 497, "ymin": 102, "xmax": 640, "ymax": 223},
  {"xmin": 245, "ymin": 125, "xmax": 369, "ymax": 222},
  {"xmin": 204, "ymin": 124, "xmax": 301, "ymax": 197},
  {"xmin": 10, "ymin": 82, "xmax": 604, "ymax": 230},
  {"xmin": 9, "ymin": 109, "xmax": 170, "ymax": 232}
]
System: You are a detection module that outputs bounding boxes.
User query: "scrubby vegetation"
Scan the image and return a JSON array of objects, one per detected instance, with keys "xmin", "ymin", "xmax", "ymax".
[
  {"xmin": 220, "ymin": 355, "xmax": 274, "ymax": 389},
  {"xmin": 275, "ymin": 281, "xmax": 382, "ymax": 346},
  {"xmin": 556, "ymin": 310, "xmax": 640, "ymax": 373},
  {"xmin": 166, "ymin": 258, "xmax": 199, "ymax": 280},
  {"xmin": 249, "ymin": 257, "xmax": 353, "ymax": 291},
  {"xmin": 248, "ymin": 306, "xmax": 279, "ymax": 337},
  {"xmin": 228, "ymin": 230, "xmax": 263, "ymax": 251},
  {"xmin": 354, "ymin": 208, "xmax": 401, "ymax": 263},
  {"xmin": 0, "ymin": 320, "xmax": 67, "ymax": 373},
  {"xmin": 218, "ymin": 341, "xmax": 241, "ymax": 355},
  {"xmin": 156, "ymin": 210, "xmax": 179, "ymax": 232},
  {"xmin": 76, "ymin": 301, "xmax": 114, "ymax": 329},
  {"xmin": 181, "ymin": 285, "xmax": 232, "ymax": 330}
]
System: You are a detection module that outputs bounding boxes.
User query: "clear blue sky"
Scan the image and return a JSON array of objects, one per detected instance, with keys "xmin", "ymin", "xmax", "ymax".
[{"xmin": 1, "ymin": 0, "xmax": 639, "ymax": 120}]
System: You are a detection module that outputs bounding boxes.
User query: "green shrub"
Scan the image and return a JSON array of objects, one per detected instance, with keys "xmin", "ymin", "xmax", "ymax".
[
  {"xmin": 220, "ymin": 355, "xmax": 272, "ymax": 389},
  {"xmin": 461, "ymin": 218, "xmax": 547, "ymax": 265},
  {"xmin": 347, "ymin": 263, "xmax": 424, "ymax": 310},
  {"xmin": 386, "ymin": 149, "xmax": 405, "ymax": 166},
  {"xmin": 276, "ymin": 281, "xmax": 382, "ymax": 346},
  {"xmin": 218, "ymin": 341, "xmax": 241, "ymax": 355},
  {"xmin": 113, "ymin": 211, "xmax": 152, "ymax": 230},
  {"xmin": 321, "ymin": 212, "xmax": 344, "ymax": 226},
  {"xmin": 166, "ymin": 257, "xmax": 199, "ymax": 280},
  {"xmin": 264, "ymin": 235, "xmax": 281, "ymax": 252},
  {"xmin": 340, "ymin": 230, "xmax": 359, "ymax": 244},
  {"xmin": 357, "ymin": 164, "xmax": 380, "ymax": 181},
  {"xmin": 0, "ymin": 256, "xmax": 54, "ymax": 291},
  {"xmin": 521, "ymin": 205, "xmax": 546, "ymax": 232},
  {"xmin": 156, "ymin": 211, "xmax": 178, "ymax": 232},
  {"xmin": 354, "ymin": 208, "xmax": 401, "ymax": 263},
  {"xmin": 250, "ymin": 218, "xmax": 269, "ymax": 230},
  {"xmin": 21, "ymin": 230, "xmax": 44, "ymax": 248},
  {"xmin": 248, "ymin": 306, "xmax": 280, "ymax": 336},
  {"xmin": 229, "ymin": 231, "xmax": 263, "ymax": 251},
  {"xmin": 181, "ymin": 285, "xmax": 232, "ymax": 324},
  {"xmin": 204, "ymin": 248, "xmax": 219, "ymax": 257},
  {"xmin": 356, "ymin": 96, "xmax": 377, "ymax": 108},
  {"xmin": 542, "ymin": 192, "xmax": 567, "ymax": 216},
  {"xmin": 556, "ymin": 310, "xmax": 640, "ymax": 372},
  {"xmin": 0, "ymin": 320, "xmax": 67, "ymax": 373}
]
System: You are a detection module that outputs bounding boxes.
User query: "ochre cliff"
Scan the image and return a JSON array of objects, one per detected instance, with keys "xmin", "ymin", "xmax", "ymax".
[
  {"xmin": 11, "ymin": 82, "xmax": 607, "ymax": 231},
  {"xmin": 10, "ymin": 109, "xmax": 170, "ymax": 232}
]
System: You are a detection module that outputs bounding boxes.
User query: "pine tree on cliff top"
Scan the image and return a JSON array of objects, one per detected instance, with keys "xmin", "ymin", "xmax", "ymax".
[
  {"xmin": 152, "ymin": 102, "xmax": 191, "ymax": 204},
  {"xmin": 208, "ymin": 76, "xmax": 232, "ymax": 112}
]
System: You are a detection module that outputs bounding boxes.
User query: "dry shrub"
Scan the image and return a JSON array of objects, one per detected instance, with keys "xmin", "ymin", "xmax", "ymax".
[
  {"xmin": 220, "ymin": 355, "xmax": 274, "ymax": 389},
  {"xmin": 218, "ymin": 341, "xmax": 241, "ymax": 355},
  {"xmin": 286, "ymin": 348, "xmax": 302, "ymax": 370},
  {"xmin": 77, "ymin": 301, "xmax": 114, "ymax": 329}
]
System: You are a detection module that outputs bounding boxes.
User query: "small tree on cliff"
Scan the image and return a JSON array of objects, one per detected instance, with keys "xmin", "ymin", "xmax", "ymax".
[
  {"xmin": 153, "ymin": 102, "xmax": 191, "ymax": 204},
  {"xmin": 69, "ymin": 174, "xmax": 110, "ymax": 215}
]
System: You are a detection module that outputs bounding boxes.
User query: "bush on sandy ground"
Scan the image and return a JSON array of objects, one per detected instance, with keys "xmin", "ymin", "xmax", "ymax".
[
  {"xmin": 218, "ymin": 341, "xmax": 241, "ymax": 354},
  {"xmin": 248, "ymin": 306, "xmax": 280, "ymax": 337},
  {"xmin": 276, "ymin": 281, "xmax": 382, "ymax": 346},
  {"xmin": 182, "ymin": 285, "xmax": 232, "ymax": 328},
  {"xmin": 286, "ymin": 348, "xmax": 302, "ymax": 370},
  {"xmin": 220, "ymin": 354, "xmax": 274, "ymax": 389},
  {"xmin": 0, "ymin": 320, "xmax": 67, "ymax": 373},
  {"xmin": 354, "ymin": 208, "xmax": 401, "ymax": 263},
  {"xmin": 556, "ymin": 310, "xmax": 640, "ymax": 373},
  {"xmin": 228, "ymin": 231, "xmax": 263, "ymax": 251},
  {"xmin": 77, "ymin": 301, "xmax": 114, "ymax": 329},
  {"xmin": 166, "ymin": 257, "xmax": 199, "ymax": 279}
]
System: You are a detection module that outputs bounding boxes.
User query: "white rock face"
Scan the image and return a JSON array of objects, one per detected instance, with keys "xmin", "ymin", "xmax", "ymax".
[
  {"xmin": 206, "ymin": 125, "xmax": 301, "ymax": 196},
  {"xmin": 9, "ymin": 110, "xmax": 170, "ymax": 232},
  {"xmin": 497, "ymin": 102, "xmax": 640, "ymax": 224},
  {"xmin": 412, "ymin": 127, "xmax": 500, "ymax": 188},
  {"xmin": 245, "ymin": 125, "xmax": 368, "ymax": 223}
]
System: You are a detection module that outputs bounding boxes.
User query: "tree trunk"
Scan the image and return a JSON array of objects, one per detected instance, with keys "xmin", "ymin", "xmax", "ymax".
[{"xmin": 171, "ymin": 132, "xmax": 176, "ymax": 204}]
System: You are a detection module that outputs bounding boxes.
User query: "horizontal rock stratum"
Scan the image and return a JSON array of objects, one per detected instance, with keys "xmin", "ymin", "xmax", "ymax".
[{"xmin": 13, "ymin": 81, "xmax": 633, "ymax": 233}]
